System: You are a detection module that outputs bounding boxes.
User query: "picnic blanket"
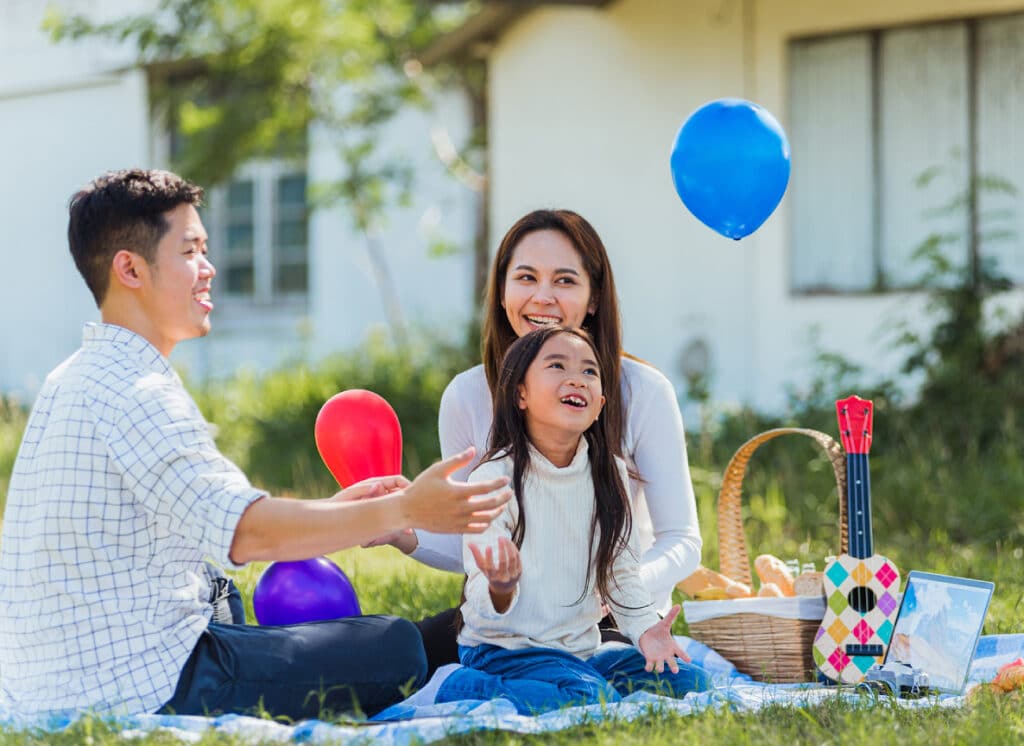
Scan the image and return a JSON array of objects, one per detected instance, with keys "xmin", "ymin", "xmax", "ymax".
[{"xmin": 2, "ymin": 633, "xmax": 1022, "ymax": 743}]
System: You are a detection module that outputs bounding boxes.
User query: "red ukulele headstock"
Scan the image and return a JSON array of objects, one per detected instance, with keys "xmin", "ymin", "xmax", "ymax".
[{"xmin": 836, "ymin": 395, "xmax": 873, "ymax": 455}]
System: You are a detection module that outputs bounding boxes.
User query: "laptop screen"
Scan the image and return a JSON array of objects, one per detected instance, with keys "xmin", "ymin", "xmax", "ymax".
[{"xmin": 884, "ymin": 570, "xmax": 995, "ymax": 693}]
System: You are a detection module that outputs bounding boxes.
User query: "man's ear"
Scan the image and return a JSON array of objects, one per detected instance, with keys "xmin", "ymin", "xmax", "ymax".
[{"xmin": 111, "ymin": 250, "xmax": 145, "ymax": 290}]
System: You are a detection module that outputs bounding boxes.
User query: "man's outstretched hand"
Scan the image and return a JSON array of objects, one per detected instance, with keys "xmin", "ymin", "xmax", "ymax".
[{"xmin": 399, "ymin": 448, "xmax": 511, "ymax": 534}]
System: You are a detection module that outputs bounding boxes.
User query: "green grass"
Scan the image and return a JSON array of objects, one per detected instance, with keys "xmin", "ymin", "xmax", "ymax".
[
  {"xmin": 1, "ymin": 540, "xmax": 1020, "ymax": 744},
  {"xmin": 3, "ymin": 407, "xmax": 1024, "ymax": 742},
  {"xmin": 6, "ymin": 694, "xmax": 1024, "ymax": 745}
]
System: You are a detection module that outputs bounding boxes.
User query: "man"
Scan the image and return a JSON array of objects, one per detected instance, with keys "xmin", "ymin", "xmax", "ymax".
[{"xmin": 0, "ymin": 169, "xmax": 510, "ymax": 720}]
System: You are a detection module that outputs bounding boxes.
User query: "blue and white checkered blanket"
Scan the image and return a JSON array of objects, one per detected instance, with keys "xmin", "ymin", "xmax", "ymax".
[{"xmin": 3, "ymin": 634, "xmax": 1022, "ymax": 743}]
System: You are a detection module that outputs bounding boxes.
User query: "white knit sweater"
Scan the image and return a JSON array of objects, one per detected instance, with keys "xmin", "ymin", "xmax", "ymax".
[{"xmin": 457, "ymin": 438, "xmax": 660, "ymax": 657}]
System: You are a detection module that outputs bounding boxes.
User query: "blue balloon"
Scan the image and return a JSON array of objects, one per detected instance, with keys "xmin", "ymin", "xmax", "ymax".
[
  {"xmin": 670, "ymin": 98, "xmax": 791, "ymax": 240},
  {"xmin": 253, "ymin": 556, "xmax": 361, "ymax": 626}
]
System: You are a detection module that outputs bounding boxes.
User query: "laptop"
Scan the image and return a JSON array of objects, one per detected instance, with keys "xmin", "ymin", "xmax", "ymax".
[{"xmin": 881, "ymin": 570, "xmax": 995, "ymax": 694}]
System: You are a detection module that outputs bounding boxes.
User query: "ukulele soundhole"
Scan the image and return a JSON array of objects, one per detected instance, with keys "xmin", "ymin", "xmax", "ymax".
[{"xmin": 848, "ymin": 586, "xmax": 877, "ymax": 613}]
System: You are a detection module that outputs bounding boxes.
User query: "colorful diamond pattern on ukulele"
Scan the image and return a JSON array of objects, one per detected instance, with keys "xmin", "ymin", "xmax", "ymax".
[
  {"xmin": 827, "ymin": 618, "xmax": 850, "ymax": 644},
  {"xmin": 876, "ymin": 562, "xmax": 898, "ymax": 588},
  {"xmin": 852, "ymin": 619, "xmax": 873, "ymax": 644},
  {"xmin": 854, "ymin": 655, "xmax": 878, "ymax": 674},
  {"xmin": 828, "ymin": 648, "xmax": 850, "ymax": 672},
  {"xmin": 825, "ymin": 561, "xmax": 849, "ymax": 588},
  {"xmin": 814, "ymin": 555, "xmax": 902, "ymax": 684},
  {"xmin": 828, "ymin": 589, "xmax": 848, "ymax": 615},
  {"xmin": 877, "ymin": 591, "xmax": 898, "ymax": 617},
  {"xmin": 851, "ymin": 562, "xmax": 872, "ymax": 586}
]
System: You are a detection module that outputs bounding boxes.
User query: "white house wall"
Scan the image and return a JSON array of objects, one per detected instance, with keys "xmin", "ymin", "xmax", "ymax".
[
  {"xmin": 0, "ymin": 0, "xmax": 149, "ymax": 397},
  {"xmin": 304, "ymin": 88, "xmax": 478, "ymax": 359},
  {"xmin": 488, "ymin": 0, "xmax": 1024, "ymax": 412}
]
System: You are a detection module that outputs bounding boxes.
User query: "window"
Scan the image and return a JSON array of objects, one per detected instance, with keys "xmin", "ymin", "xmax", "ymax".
[
  {"xmin": 203, "ymin": 161, "xmax": 310, "ymax": 307},
  {"xmin": 789, "ymin": 13, "xmax": 1024, "ymax": 292}
]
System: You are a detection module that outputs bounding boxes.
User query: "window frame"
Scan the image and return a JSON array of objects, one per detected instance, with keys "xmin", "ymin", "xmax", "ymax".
[
  {"xmin": 200, "ymin": 159, "xmax": 311, "ymax": 324},
  {"xmin": 787, "ymin": 11, "xmax": 1023, "ymax": 296}
]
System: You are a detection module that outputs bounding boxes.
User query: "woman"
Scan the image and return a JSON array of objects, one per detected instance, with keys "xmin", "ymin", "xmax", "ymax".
[{"xmin": 393, "ymin": 209, "xmax": 702, "ymax": 675}]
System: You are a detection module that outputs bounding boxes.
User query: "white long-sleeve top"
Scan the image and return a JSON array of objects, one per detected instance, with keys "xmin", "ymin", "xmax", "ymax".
[
  {"xmin": 458, "ymin": 439, "xmax": 660, "ymax": 656},
  {"xmin": 414, "ymin": 357, "xmax": 702, "ymax": 612}
]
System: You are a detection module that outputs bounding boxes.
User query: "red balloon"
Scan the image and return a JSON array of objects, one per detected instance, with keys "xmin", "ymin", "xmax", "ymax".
[{"xmin": 315, "ymin": 389, "xmax": 402, "ymax": 487}]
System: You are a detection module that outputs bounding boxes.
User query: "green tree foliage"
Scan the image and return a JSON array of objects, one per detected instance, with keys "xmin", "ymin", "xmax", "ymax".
[
  {"xmin": 890, "ymin": 169, "xmax": 1022, "ymax": 453},
  {"xmin": 45, "ymin": 0, "xmax": 474, "ymax": 185},
  {"xmin": 44, "ymin": 0, "xmax": 489, "ymax": 343}
]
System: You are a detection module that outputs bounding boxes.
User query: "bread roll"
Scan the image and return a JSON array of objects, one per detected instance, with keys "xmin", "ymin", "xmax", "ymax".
[
  {"xmin": 757, "ymin": 582, "xmax": 784, "ymax": 597},
  {"xmin": 677, "ymin": 565, "xmax": 752, "ymax": 599},
  {"xmin": 754, "ymin": 554, "xmax": 796, "ymax": 596}
]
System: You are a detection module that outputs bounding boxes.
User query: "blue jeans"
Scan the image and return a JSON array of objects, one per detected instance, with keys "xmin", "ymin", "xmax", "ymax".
[
  {"xmin": 436, "ymin": 643, "xmax": 711, "ymax": 715},
  {"xmin": 158, "ymin": 615, "xmax": 427, "ymax": 720}
]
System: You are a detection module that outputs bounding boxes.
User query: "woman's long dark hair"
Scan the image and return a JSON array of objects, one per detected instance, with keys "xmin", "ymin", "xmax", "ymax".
[{"xmin": 482, "ymin": 325, "xmax": 634, "ymax": 606}]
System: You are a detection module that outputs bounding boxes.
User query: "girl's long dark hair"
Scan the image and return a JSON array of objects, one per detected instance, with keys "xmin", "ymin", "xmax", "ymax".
[{"xmin": 482, "ymin": 325, "xmax": 634, "ymax": 606}]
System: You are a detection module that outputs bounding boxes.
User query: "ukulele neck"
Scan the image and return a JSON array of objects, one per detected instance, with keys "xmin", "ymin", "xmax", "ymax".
[{"xmin": 846, "ymin": 451, "xmax": 874, "ymax": 559}]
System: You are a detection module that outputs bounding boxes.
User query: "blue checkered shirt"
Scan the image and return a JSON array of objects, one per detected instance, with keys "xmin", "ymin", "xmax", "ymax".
[{"xmin": 0, "ymin": 323, "xmax": 266, "ymax": 717}]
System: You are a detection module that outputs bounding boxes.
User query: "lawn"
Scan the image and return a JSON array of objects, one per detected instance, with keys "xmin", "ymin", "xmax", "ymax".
[
  {"xmin": 2, "ymin": 535, "xmax": 1022, "ymax": 745},
  {"xmin": 2, "ymin": 406, "xmax": 1024, "ymax": 743}
]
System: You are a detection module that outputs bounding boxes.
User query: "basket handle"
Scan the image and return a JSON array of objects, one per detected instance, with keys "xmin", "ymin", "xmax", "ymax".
[{"xmin": 717, "ymin": 427, "xmax": 848, "ymax": 587}]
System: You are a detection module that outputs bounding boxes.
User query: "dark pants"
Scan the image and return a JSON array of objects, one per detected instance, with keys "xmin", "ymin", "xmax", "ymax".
[
  {"xmin": 159, "ymin": 615, "xmax": 427, "ymax": 720},
  {"xmin": 415, "ymin": 606, "xmax": 632, "ymax": 680}
]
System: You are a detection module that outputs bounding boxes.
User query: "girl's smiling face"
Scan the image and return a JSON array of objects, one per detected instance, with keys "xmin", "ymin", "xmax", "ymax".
[
  {"xmin": 517, "ymin": 332, "xmax": 605, "ymax": 443},
  {"xmin": 502, "ymin": 230, "xmax": 596, "ymax": 339}
]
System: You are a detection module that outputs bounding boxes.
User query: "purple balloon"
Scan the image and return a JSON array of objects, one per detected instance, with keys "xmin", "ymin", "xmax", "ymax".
[{"xmin": 253, "ymin": 556, "xmax": 361, "ymax": 625}]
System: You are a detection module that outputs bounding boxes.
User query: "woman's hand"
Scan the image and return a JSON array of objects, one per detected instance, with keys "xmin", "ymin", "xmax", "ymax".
[
  {"xmin": 469, "ymin": 537, "xmax": 521, "ymax": 595},
  {"xmin": 329, "ymin": 476, "xmax": 417, "ymax": 552},
  {"xmin": 637, "ymin": 604, "xmax": 691, "ymax": 673},
  {"xmin": 328, "ymin": 474, "xmax": 410, "ymax": 503}
]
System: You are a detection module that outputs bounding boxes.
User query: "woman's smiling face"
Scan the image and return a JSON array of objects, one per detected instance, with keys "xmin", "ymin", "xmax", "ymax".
[{"xmin": 501, "ymin": 229, "xmax": 595, "ymax": 339}]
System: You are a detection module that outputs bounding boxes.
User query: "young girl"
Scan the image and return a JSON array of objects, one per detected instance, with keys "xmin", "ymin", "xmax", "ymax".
[{"xmin": 435, "ymin": 326, "xmax": 710, "ymax": 714}]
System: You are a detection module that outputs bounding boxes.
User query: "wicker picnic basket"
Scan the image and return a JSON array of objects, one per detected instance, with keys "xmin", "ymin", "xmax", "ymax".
[{"xmin": 685, "ymin": 428, "xmax": 849, "ymax": 683}]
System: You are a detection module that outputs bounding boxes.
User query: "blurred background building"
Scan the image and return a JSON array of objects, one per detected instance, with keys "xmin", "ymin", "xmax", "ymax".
[{"xmin": 2, "ymin": 0, "xmax": 1023, "ymax": 412}]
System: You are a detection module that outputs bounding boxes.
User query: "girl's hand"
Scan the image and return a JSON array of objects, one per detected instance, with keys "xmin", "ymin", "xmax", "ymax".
[
  {"xmin": 637, "ymin": 604, "xmax": 692, "ymax": 673},
  {"xmin": 468, "ymin": 537, "xmax": 521, "ymax": 595}
]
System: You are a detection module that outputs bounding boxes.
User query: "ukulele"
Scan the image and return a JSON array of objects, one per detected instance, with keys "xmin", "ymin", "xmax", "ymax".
[{"xmin": 812, "ymin": 395, "xmax": 901, "ymax": 684}]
